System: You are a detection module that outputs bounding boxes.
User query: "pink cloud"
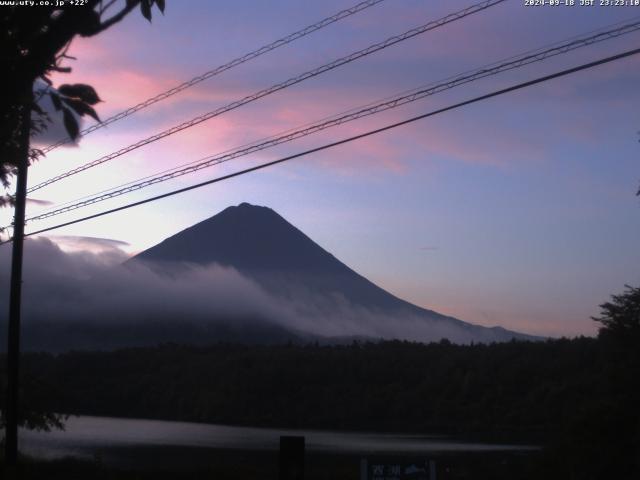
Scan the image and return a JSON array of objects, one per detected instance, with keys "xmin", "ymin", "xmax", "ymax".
[
  {"xmin": 125, "ymin": 88, "xmax": 418, "ymax": 177},
  {"xmin": 48, "ymin": 35, "xmax": 184, "ymax": 116},
  {"xmin": 53, "ymin": 67, "xmax": 182, "ymax": 117},
  {"xmin": 316, "ymin": 136, "xmax": 409, "ymax": 175},
  {"xmin": 250, "ymin": 81, "xmax": 554, "ymax": 173},
  {"xmin": 415, "ymin": 126, "xmax": 540, "ymax": 167},
  {"xmin": 42, "ymin": 17, "xmax": 575, "ymax": 185}
]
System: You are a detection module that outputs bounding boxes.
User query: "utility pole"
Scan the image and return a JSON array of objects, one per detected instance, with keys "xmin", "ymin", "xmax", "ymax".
[{"xmin": 5, "ymin": 95, "xmax": 32, "ymax": 468}]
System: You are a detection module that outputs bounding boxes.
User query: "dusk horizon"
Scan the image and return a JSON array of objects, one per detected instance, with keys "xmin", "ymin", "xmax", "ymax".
[{"xmin": 2, "ymin": 1, "xmax": 638, "ymax": 340}]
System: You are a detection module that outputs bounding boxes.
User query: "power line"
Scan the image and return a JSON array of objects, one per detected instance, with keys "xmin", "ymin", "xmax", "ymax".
[
  {"xmin": 40, "ymin": 0, "xmax": 388, "ymax": 154},
  {"xmin": 9, "ymin": 45, "xmax": 638, "ymax": 243},
  {"xmin": 24, "ymin": 19, "xmax": 640, "ymax": 223},
  {"xmin": 28, "ymin": 0, "xmax": 506, "ymax": 193},
  {"xmin": 38, "ymin": 13, "xmax": 640, "ymax": 216}
]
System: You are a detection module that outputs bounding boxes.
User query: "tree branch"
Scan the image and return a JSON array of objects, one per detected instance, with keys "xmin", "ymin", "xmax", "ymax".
[
  {"xmin": 23, "ymin": 1, "xmax": 140, "ymax": 80},
  {"xmin": 86, "ymin": 0, "xmax": 140, "ymax": 37},
  {"xmin": 100, "ymin": 0, "xmax": 119, "ymax": 16}
]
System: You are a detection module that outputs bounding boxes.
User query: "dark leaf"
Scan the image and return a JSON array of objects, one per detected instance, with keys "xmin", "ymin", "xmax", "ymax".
[
  {"xmin": 62, "ymin": 107, "xmax": 79, "ymax": 140},
  {"xmin": 0, "ymin": 194, "xmax": 16, "ymax": 208},
  {"xmin": 76, "ymin": 9, "xmax": 102, "ymax": 36},
  {"xmin": 31, "ymin": 102, "xmax": 45, "ymax": 116},
  {"xmin": 50, "ymin": 92, "xmax": 62, "ymax": 111},
  {"xmin": 84, "ymin": 105, "xmax": 101, "ymax": 123},
  {"xmin": 156, "ymin": 0, "xmax": 165, "ymax": 13},
  {"xmin": 40, "ymin": 75, "xmax": 52, "ymax": 85},
  {"xmin": 61, "ymin": 97, "xmax": 100, "ymax": 123},
  {"xmin": 58, "ymin": 84, "xmax": 102, "ymax": 105},
  {"xmin": 141, "ymin": 0, "xmax": 152, "ymax": 21}
]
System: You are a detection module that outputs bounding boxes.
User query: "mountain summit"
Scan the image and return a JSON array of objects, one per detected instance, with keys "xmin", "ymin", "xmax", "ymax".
[
  {"xmin": 136, "ymin": 202, "xmax": 351, "ymax": 273},
  {"xmin": 133, "ymin": 203, "xmax": 533, "ymax": 344}
]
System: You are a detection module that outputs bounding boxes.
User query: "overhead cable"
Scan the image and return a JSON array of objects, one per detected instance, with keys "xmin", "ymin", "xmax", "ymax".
[
  {"xmin": 28, "ymin": 0, "xmax": 506, "ymax": 193},
  {"xmin": 40, "ymin": 0, "xmax": 388, "ymax": 153},
  {"xmin": 9, "ymin": 45, "xmax": 638, "ymax": 242},
  {"xmin": 26, "ymin": 19, "xmax": 640, "ymax": 223}
]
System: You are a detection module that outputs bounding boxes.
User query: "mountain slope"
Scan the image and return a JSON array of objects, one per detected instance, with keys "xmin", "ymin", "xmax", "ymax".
[
  {"xmin": 135, "ymin": 202, "xmax": 432, "ymax": 311},
  {"xmin": 133, "ymin": 203, "xmax": 534, "ymax": 343}
]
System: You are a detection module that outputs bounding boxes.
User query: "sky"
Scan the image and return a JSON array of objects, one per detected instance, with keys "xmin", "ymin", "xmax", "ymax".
[{"xmin": 2, "ymin": 0, "xmax": 640, "ymax": 337}]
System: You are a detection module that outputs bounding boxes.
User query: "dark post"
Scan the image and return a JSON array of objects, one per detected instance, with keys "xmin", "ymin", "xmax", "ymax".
[
  {"xmin": 279, "ymin": 435, "xmax": 305, "ymax": 480},
  {"xmin": 5, "ymin": 96, "xmax": 31, "ymax": 468}
]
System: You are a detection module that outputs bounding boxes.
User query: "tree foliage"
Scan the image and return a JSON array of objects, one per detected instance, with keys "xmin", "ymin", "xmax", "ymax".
[
  {"xmin": 0, "ymin": 0, "xmax": 165, "ymax": 200},
  {"xmin": 6, "ymin": 339, "xmax": 603, "ymax": 437},
  {"xmin": 583, "ymin": 285, "xmax": 640, "ymax": 479},
  {"xmin": 0, "ymin": 0, "xmax": 165, "ymax": 430},
  {"xmin": 593, "ymin": 284, "xmax": 640, "ymax": 341}
]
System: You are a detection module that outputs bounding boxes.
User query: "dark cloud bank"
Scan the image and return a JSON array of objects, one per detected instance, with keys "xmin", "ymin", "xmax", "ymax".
[{"xmin": 0, "ymin": 238, "xmax": 529, "ymax": 352}]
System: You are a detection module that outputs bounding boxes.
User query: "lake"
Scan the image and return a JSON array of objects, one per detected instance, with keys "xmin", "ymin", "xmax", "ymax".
[{"xmin": 19, "ymin": 415, "xmax": 535, "ymax": 468}]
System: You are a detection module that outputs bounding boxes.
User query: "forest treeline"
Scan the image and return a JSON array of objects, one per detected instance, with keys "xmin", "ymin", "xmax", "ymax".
[
  {"xmin": 1, "ymin": 329, "xmax": 639, "ymax": 478},
  {"xmin": 0, "ymin": 337, "xmax": 620, "ymax": 437}
]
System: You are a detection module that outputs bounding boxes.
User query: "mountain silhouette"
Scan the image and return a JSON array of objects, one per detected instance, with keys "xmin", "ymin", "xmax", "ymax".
[{"xmin": 133, "ymin": 202, "xmax": 534, "ymax": 343}]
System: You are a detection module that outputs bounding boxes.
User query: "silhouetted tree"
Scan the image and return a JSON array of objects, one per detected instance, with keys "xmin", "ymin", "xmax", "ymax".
[
  {"xmin": 575, "ymin": 285, "xmax": 640, "ymax": 479},
  {"xmin": 593, "ymin": 284, "xmax": 640, "ymax": 345},
  {"xmin": 0, "ymin": 0, "xmax": 165, "ymax": 432}
]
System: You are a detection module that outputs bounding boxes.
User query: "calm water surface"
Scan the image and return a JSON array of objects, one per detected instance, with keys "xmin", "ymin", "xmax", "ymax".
[{"xmin": 20, "ymin": 415, "xmax": 535, "ymax": 465}]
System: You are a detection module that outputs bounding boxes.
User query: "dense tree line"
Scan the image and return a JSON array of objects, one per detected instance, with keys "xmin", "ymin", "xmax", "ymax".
[
  {"xmin": 0, "ymin": 336, "xmax": 637, "ymax": 478},
  {"xmin": 12, "ymin": 338, "xmax": 603, "ymax": 440}
]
